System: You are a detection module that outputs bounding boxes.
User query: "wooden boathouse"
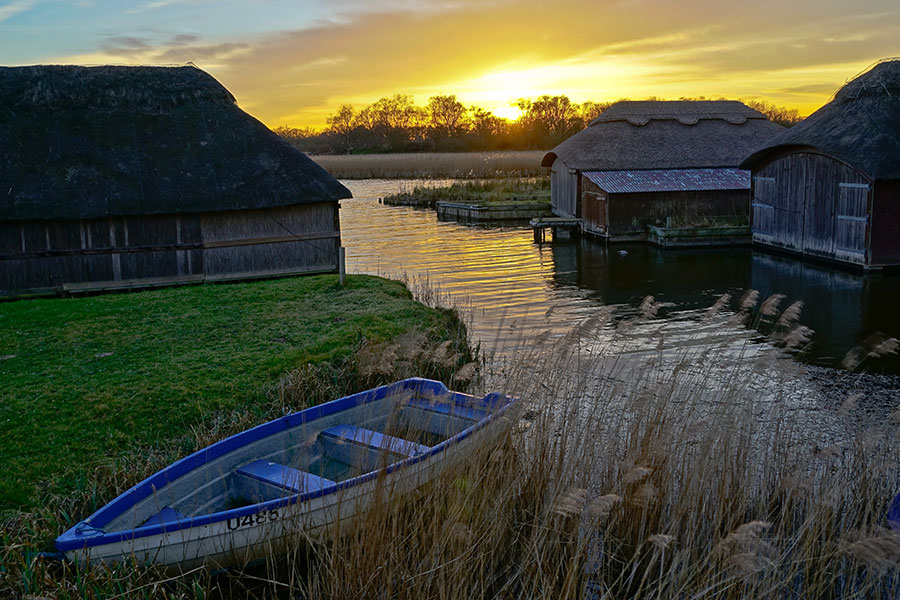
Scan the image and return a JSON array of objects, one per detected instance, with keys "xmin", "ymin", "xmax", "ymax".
[
  {"xmin": 0, "ymin": 65, "xmax": 351, "ymax": 298},
  {"xmin": 541, "ymin": 101, "xmax": 784, "ymax": 243},
  {"xmin": 741, "ymin": 60, "xmax": 900, "ymax": 270}
]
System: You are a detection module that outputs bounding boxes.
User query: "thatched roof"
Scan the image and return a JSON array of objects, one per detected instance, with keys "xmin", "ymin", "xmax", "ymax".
[
  {"xmin": 741, "ymin": 60, "xmax": 900, "ymax": 181},
  {"xmin": 0, "ymin": 65, "xmax": 350, "ymax": 221},
  {"xmin": 542, "ymin": 100, "xmax": 784, "ymax": 170}
]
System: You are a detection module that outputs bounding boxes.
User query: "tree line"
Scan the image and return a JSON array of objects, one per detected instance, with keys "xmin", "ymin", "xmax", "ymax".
[{"xmin": 275, "ymin": 94, "xmax": 802, "ymax": 155}]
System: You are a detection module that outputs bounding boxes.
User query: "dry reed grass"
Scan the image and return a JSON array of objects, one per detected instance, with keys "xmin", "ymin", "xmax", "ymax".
[
  {"xmin": 4, "ymin": 293, "xmax": 899, "ymax": 599},
  {"xmin": 310, "ymin": 151, "xmax": 547, "ymax": 179},
  {"xmin": 272, "ymin": 293, "xmax": 899, "ymax": 599}
]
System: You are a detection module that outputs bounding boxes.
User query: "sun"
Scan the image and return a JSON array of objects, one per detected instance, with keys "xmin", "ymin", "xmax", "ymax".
[{"xmin": 490, "ymin": 104, "xmax": 523, "ymax": 121}]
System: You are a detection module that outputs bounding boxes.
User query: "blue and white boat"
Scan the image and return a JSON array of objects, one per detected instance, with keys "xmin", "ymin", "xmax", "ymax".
[{"xmin": 56, "ymin": 378, "xmax": 518, "ymax": 569}]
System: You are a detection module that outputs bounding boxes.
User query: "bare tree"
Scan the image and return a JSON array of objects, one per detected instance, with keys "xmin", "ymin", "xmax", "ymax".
[
  {"xmin": 326, "ymin": 104, "xmax": 356, "ymax": 153},
  {"xmin": 745, "ymin": 100, "xmax": 803, "ymax": 127},
  {"xmin": 516, "ymin": 95, "xmax": 584, "ymax": 148}
]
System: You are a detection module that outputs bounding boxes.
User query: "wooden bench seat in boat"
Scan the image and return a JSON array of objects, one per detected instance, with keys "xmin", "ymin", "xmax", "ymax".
[
  {"xmin": 321, "ymin": 425, "xmax": 430, "ymax": 457},
  {"xmin": 142, "ymin": 506, "xmax": 185, "ymax": 527},
  {"xmin": 406, "ymin": 397, "xmax": 489, "ymax": 422},
  {"xmin": 237, "ymin": 459, "xmax": 335, "ymax": 493}
]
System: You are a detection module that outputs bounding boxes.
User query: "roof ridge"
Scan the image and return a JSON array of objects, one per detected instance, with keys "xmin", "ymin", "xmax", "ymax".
[{"xmin": 589, "ymin": 100, "xmax": 767, "ymax": 127}]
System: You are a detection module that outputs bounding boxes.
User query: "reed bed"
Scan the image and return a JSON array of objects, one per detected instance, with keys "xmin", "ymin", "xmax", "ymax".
[
  {"xmin": 282, "ymin": 295, "xmax": 899, "ymax": 599},
  {"xmin": 3, "ymin": 294, "xmax": 899, "ymax": 598},
  {"xmin": 309, "ymin": 151, "xmax": 547, "ymax": 179},
  {"xmin": 382, "ymin": 178, "xmax": 549, "ymax": 208}
]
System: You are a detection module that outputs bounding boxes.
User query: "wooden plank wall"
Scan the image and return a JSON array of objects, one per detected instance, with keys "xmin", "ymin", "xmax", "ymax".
[
  {"xmin": 581, "ymin": 179, "xmax": 608, "ymax": 236},
  {"xmin": 201, "ymin": 204, "xmax": 339, "ymax": 274},
  {"xmin": 750, "ymin": 153, "xmax": 870, "ymax": 266},
  {"xmin": 550, "ymin": 163, "xmax": 580, "ymax": 218},
  {"xmin": 1, "ymin": 203, "xmax": 340, "ymax": 297}
]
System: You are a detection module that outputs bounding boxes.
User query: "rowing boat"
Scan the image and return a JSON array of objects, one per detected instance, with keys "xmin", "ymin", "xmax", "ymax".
[{"xmin": 55, "ymin": 378, "xmax": 517, "ymax": 569}]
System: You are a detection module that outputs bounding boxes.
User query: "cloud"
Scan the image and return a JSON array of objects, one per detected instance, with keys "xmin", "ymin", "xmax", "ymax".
[
  {"xmin": 126, "ymin": 0, "xmax": 210, "ymax": 14},
  {"xmin": 104, "ymin": 35, "xmax": 151, "ymax": 49},
  {"xmin": 97, "ymin": 31, "xmax": 245, "ymax": 64},
  {"xmin": 213, "ymin": 0, "xmax": 714, "ymax": 124},
  {"xmin": 772, "ymin": 83, "xmax": 844, "ymax": 95},
  {"xmin": 100, "ymin": 35, "xmax": 153, "ymax": 57},
  {"xmin": 156, "ymin": 42, "xmax": 248, "ymax": 63},
  {"xmin": 33, "ymin": 0, "xmax": 900, "ymax": 126},
  {"xmin": 0, "ymin": 0, "xmax": 37, "ymax": 24},
  {"xmin": 170, "ymin": 33, "xmax": 200, "ymax": 45}
]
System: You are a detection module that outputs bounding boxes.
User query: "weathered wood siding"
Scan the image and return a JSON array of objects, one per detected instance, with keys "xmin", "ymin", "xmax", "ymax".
[
  {"xmin": 750, "ymin": 153, "xmax": 871, "ymax": 266},
  {"xmin": 550, "ymin": 161, "xmax": 580, "ymax": 218},
  {"xmin": 1, "ymin": 203, "xmax": 340, "ymax": 297},
  {"xmin": 201, "ymin": 204, "xmax": 339, "ymax": 275},
  {"xmin": 603, "ymin": 189, "xmax": 748, "ymax": 238},
  {"xmin": 581, "ymin": 179, "xmax": 608, "ymax": 236}
]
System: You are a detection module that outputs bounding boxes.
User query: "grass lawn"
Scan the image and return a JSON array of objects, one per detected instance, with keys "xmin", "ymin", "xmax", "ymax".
[{"xmin": 0, "ymin": 275, "xmax": 466, "ymax": 513}]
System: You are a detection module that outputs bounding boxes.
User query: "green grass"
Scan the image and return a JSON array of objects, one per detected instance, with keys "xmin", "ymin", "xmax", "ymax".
[
  {"xmin": 383, "ymin": 178, "xmax": 550, "ymax": 208},
  {"xmin": 0, "ymin": 275, "xmax": 467, "ymax": 512}
]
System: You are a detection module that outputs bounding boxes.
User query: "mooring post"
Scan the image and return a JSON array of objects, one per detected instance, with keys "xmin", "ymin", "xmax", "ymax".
[{"xmin": 339, "ymin": 246, "xmax": 346, "ymax": 286}]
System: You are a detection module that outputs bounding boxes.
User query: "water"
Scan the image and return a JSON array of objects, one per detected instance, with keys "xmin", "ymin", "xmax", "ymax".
[{"xmin": 340, "ymin": 179, "xmax": 900, "ymax": 377}]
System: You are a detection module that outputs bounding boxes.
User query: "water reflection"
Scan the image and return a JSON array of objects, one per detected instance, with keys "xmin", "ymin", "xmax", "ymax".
[
  {"xmin": 340, "ymin": 180, "xmax": 900, "ymax": 375},
  {"xmin": 548, "ymin": 243, "xmax": 753, "ymax": 315},
  {"xmin": 749, "ymin": 252, "xmax": 900, "ymax": 373}
]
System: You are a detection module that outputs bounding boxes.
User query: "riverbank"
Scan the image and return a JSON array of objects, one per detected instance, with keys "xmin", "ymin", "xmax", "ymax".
[
  {"xmin": 0, "ymin": 275, "xmax": 471, "ymax": 513},
  {"xmin": 310, "ymin": 151, "xmax": 546, "ymax": 179},
  {"xmin": 6, "ymin": 301, "xmax": 898, "ymax": 598}
]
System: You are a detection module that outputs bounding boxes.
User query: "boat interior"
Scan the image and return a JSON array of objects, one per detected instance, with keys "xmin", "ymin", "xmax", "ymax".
[{"xmin": 104, "ymin": 389, "xmax": 493, "ymax": 533}]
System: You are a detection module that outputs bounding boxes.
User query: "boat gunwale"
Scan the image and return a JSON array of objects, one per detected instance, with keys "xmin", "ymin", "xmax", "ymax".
[{"xmin": 56, "ymin": 378, "xmax": 515, "ymax": 553}]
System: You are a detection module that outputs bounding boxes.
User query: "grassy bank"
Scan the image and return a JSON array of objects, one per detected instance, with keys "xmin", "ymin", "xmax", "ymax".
[
  {"xmin": 0, "ymin": 275, "xmax": 471, "ymax": 513},
  {"xmin": 310, "ymin": 151, "xmax": 546, "ymax": 179},
  {"xmin": 383, "ymin": 178, "xmax": 550, "ymax": 208}
]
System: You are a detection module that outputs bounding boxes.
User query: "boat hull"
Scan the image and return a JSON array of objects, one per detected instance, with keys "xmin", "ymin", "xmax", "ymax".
[{"xmin": 57, "ymin": 379, "xmax": 516, "ymax": 569}]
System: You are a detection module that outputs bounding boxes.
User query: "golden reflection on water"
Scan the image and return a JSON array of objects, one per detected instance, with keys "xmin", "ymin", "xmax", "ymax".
[
  {"xmin": 339, "ymin": 180, "xmax": 900, "ymax": 376},
  {"xmin": 339, "ymin": 181, "xmax": 727, "ymax": 361}
]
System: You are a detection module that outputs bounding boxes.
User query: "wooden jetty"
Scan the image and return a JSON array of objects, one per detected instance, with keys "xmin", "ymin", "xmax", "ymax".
[
  {"xmin": 436, "ymin": 199, "xmax": 551, "ymax": 223},
  {"xmin": 530, "ymin": 217, "xmax": 582, "ymax": 243}
]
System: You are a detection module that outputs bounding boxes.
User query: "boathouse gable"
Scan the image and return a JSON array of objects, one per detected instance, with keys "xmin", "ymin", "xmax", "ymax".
[
  {"xmin": 0, "ymin": 65, "xmax": 351, "ymax": 297},
  {"xmin": 741, "ymin": 59, "xmax": 900, "ymax": 270},
  {"xmin": 548, "ymin": 158, "xmax": 580, "ymax": 218},
  {"xmin": 542, "ymin": 100, "xmax": 785, "ymax": 243}
]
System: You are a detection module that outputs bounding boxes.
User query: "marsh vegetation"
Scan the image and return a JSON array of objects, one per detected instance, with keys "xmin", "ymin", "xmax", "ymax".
[
  {"xmin": 310, "ymin": 151, "xmax": 547, "ymax": 179},
  {"xmin": 2, "ymin": 285, "xmax": 898, "ymax": 598},
  {"xmin": 382, "ymin": 178, "xmax": 549, "ymax": 208}
]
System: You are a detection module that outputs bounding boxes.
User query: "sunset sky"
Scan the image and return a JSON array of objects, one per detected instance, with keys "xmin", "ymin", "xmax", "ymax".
[{"xmin": 2, "ymin": 0, "xmax": 899, "ymax": 128}]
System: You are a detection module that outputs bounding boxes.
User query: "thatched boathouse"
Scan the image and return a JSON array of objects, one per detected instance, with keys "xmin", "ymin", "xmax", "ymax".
[
  {"xmin": 741, "ymin": 60, "xmax": 900, "ymax": 270},
  {"xmin": 0, "ymin": 65, "xmax": 350, "ymax": 298},
  {"xmin": 541, "ymin": 101, "xmax": 784, "ymax": 242}
]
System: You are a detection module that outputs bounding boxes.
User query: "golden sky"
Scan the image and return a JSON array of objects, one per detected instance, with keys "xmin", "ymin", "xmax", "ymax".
[{"xmin": 3, "ymin": 0, "xmax": 899, "ymax": 128}]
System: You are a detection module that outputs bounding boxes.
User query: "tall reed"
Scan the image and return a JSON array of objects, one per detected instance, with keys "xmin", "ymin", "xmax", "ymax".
[
  {"xmin": 310, "ymin": 151, "xmax": 547, "ymax": 179},
  {"xmin": 242, "ymin": 293, "xmax": 900, "ymax": 598}
]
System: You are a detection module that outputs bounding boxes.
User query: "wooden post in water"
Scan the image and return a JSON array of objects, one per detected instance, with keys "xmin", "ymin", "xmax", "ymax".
[{"xmin": 339, "ymin": 246, "xmax": 346, "ymax": 286}]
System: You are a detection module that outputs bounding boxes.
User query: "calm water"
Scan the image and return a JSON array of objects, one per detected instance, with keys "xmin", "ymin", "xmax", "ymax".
[{"xmin": 340, "ymin": 179, "xmax": 900, "ymax": 376}]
